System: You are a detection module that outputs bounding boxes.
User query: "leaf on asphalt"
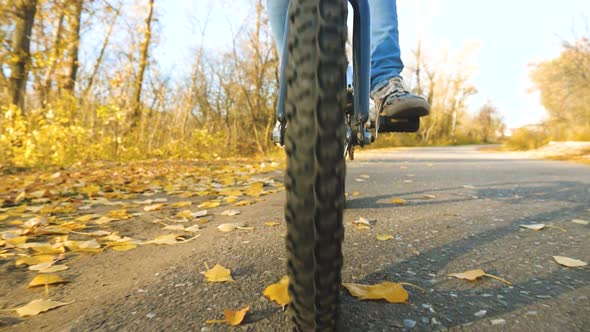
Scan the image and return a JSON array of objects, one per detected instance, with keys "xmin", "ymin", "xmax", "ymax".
[
  {"xmin": 217, "ymin": 223, "xmax": 237, "ymax": 232},
  {"xmin": 265, "ymin": 222, "xmax": 280, "ymax": 227},
  {"xmin": 14, "ymin": 299, "xmax": 73, "ymax": 317},
  {"xmin": 352, "ymin": 217, "xmax": 371, "ymax": 230},
  {"xmin": 198, "ymin": 201, "xmax": 221, "ymax": 209},
  {"xmin": 7, "ymin": 236, "xmax": 28, "ymax": 245},
  {"xmin": 144, "ymin": 203, "xmax": 165, "ymax": 212},
  {"xmin": 234, "ymin": 200, "xmax": 254, "ymax": 207},
  {"xmin": 107, "ymin": 209, "xmax": 130, "ymax": 219},
  {"xmin": 376, "ymin": 234, "xmax": 394, "ymax": 241},
  {"xmin": 224, "ymin": 305, "xmax": 250, "ymax": 325},
  {"xmin": 27, "ymin": 274, "xmax": 69, "ymax": 288},
  {"xmin": 162, "ymin": 224, "xmax": 186, "ymax": 231},
  {"xmin": 571, "ymin": 219, "xmax": 589, "ymax": 225},
  {"xmin": 171, "ymin": 201, "xmax": 192, "ymax": 208},
  {"xmin": 448, "ymin": 269, "xmax": 512, "ymax": 285},
  {"xmin": 175, "ymin": 210, "xmax": 193, "ymax": 219},
  {"xmin": 191, "ymin": 210, "xmax": 208, "ymax": 218},
  {"xmin": 342, "ymin": 282, "xmax": 409, "ymax": 303},
  {"xmin": 263, "ymin": 276, "xmax": 290, "ymax": 308},
  {"xmin": 39, "ymin": 265, "xmax": 68, "ymax": 273},
  {"xmin": 423, "ymin": 194, "xmax": 436, "ymax": 199},
  {"xmin": 553, "ymin": 256, "xmax": 587, "ymax": 267},
  {"xmin": 519, "ymin": 224, "xmax": 566, "ymax": 232},
  {"xmin": 204, "ymin": 263, "xmax": 234, "ymax": 282},
  {"xmin": 185, "ymin": 225, "xmax": 200, "ymax": 232},
  {"xmin": 391, "ymin": 198, "xmax": 407, "ymax": 205},
  {"xmin": 80, "ymin": 184, "xmax": 100, "ymax": 197},
  {"xmin": 16, "ymin": 255, "xmax": 55, "ymax": 266},
  {"xmin": 111, "ymin": 244, "xmax": 137, "ymax": 251},
  {"xmin": 145, "ymin": 234, "xmax": 199, "ymax": 245},
  {"xmin": 206, "ymin": 305, "xmax": 250, "ymax": 326},
  {"xmin": 31, "ymin": 245, "xmax": 65, "ymax": 255},
  {"xmin": 92, "ymin": 216, "xmax": 115, "ymax": 225},
  {"xmin": 463, "ymin": 185, "xmax": 475, "ymax": 189},
  {"xmin": 29, "ymin": 262, "xmax": 54, "ymax": 271},
  {"xmin": 220, "ymin": 209, "xmax": 240, "ymax": 216}
]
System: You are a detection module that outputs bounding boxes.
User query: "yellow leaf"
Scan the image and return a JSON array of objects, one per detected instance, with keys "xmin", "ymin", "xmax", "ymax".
[
  {"xmin": 111, "ymin": 244, "xmax": 137, "ymax": 251},
  {"xmin": 224, "ymin": 197, "xmax": 238, "ymax": 203},
  {"xmin": 352, "ymin": 217, "xmax": 371, "ymax": 230},
  {"xmin": 175, "ymin": 210, "xmax": 193, "ymax": 219},
  {"xmin": 448, "ymin": 269, "xmax": 512, "ymax": 285},
  {"xmin": 245, "ymin": 183, "xmax": 264, "ymax": 197},
  {"xmin": 145, "ymin": 234, "xmax": 199, "ymax": 245},
  {"xmin": 16, "ymin": 255, "xmax": 55, "ymax": 266},
  {"xmin": 27, "ymin": 274, "xmax": 69, "ymax": 288},
  {"xmin": 39, "ymin": 265, "xmax": 68, "ymax": 273},
  {"xmin": 263, "ymin": 276, "xmax": 290, "ymax": 308},
  {"xmin": 265, "ymin": 222, "xmax": 280, "ymax": 227},
  {"xmin": 7, "ymin": 236, "xmax": 28, "ymax": 245},
  {"xmin": 162, "ymin": 224, "xmax": 185, "ymax": 231},
  {"xmin": 217, "ymin": 223, "xmax": 237, "ymax": 232},
  {"xmin": 204, "ymin": 263, "xmax": 234, "ymax": 282},
  {"xmin": 376, "ymin": 234, "xmax": 394, "ymax": 241},
  {"xmin": 519, "ymin": 224, "xmax": 566, "ymax": 232},
  {"xmin": 198, "ymin": 201, "xmax": 221, "ymax": 209},
  {"xmin": 107, "ymin": 209, "xmax": 130, "ymax": 219},
  {"xmin": 0, "ymin": 214, "xmax": 9, "ymax": 221},
  {"xmin": 74, "ymin": 214, "xmax": 100, "ymax": 223},
  {"xmin": 234, "ymin": 200, "xmax": 254, "ymax": 207},
  {"xmin": 224, "ymin": 305, "xmax": 250, "ymax": 326},
  {"xmin": 15, "ymin": 299, "xmax": 73, "ymax": 317},
  {"xmin": 220, "ymin": 209, "xmax": 240, "ymax": 216},
  {"xmin": 553, "ymin": 256, "xmax": 587, "ymax": 267},
  {"xmin": 94, "ymin": 216, "xmax": 116, "ymax": 225},
  {"xmin": 171, "ymin": 201, "xmax": 192, "ymax": 208},
  {"xmin": 391, "ymin": 198, "xmax": 407, "ymax": 205},
  {"xmin": 80, "ymin": 184, "xmax": 100, "ymax": 197},
  {"xmin": 31, "ymin": 245, "xmax": 65, "ymax": 255},
  {"xmin": 28, "ymin": 262, "xmax": 54, "ymax": 271},
  {"xmin": 342, "ymin": 282, "xmax": 408, "ymax": 303},
  {"xmin": 144, "ymin": 203, "xmax": 165, "ymax": 212}
]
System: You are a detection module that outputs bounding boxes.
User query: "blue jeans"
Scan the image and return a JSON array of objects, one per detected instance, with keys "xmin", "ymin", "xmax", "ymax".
[{"xmin": 267, "ymin": 0, "xmax": 403, "ymax": 93}]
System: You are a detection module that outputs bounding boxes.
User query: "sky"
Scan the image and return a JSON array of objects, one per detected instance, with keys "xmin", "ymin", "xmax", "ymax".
[{"xmin": 155, "ymin": 0, "xmax": 589, "ymax": 129}]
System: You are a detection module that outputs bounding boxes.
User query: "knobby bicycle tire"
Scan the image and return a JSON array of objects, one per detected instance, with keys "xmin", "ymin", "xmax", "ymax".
[{"xmin": 284, "ymin": 0, "xmax": 348, "ymax": 331}]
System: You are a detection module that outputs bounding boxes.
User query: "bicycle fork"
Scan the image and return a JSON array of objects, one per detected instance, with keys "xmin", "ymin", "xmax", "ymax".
[{"xmin": 273, "ymin": 0, "xmax": 373, "ymax": 149}]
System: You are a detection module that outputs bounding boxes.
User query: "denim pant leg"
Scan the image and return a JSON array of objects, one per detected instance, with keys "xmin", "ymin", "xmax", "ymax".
[
  {"xmin": 266, "ymin": 0, "xmax": 403, "ymax": 93},
  {"xmin": 369, "ymin": 0, "xmax": 403, "ymax": 93},
  {"xmin": 267, "ymin": 0, "xmax": 289, "ymax": 55}
]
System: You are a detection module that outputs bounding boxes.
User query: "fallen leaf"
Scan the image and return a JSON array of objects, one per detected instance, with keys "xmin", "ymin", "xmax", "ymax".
[
  {"xmin": 422, "ymin": 194, "xmax": 436, "ymax": 199},
  {"xmin": 145, "ymin": 234, "xmax": 199, "ymax": 245},
  {"xmin": 204, "ymin": 264, "xmax": 234, "ymax": 282},
  {"xmin": 391, "ymin": 198, "xmax": 407, "ymax": 205},
  {"xmin": 80, "ymin": 184, "xmax": 100, "ymax": 197},
  {"xmin": 343, "ymin": 282, "xmax": 408, "ymax": 303},
  {"xmin": 31, "ymin": 245, "xmax": 65, "ymax": 255},
  {"xmin": 29, "ymin": 262, "xmax": 54, "ymax": 271},
  {"xmin": 111, "ymin": 244, "xmax": 137, "ymax": 251},
  {"xmin": 352, "ymin": 191, "xmax": 360, "ymax": 197},
  {"xmin": 27, "ymin": 274, "xmax": 69, "ymax": 288},
  {"xmin": 175, "ymin": 210, "xmax": 193, "ymax": 219},
  {"xmin": 265, "ymin": 222, "xmax": 280, "ymax": 227},
  {"xmin": 39, "ymin": 265, "xmax": 69, "ymax": 273},
  {"xmin": 15, "ymin": 299, "xmax": 73, "ymax": 317},
  {"xmin": 185, "ymin": 225, "xmax": 200, "ymax": 232},
  {"xmin": 519, "ymin": 224, "xmax": 566, "ymax": 232},
  {"xmin": 192, "ymin": 210, "xmax": 208, "ymax": 218},
  {"xmin": 217, "ymin": 223, "xmax": 237, "ymax": 232},
  {"xmin": 263, "ymin": 276, "xmax": 290, "ymax": 308},
  {"xmin": 571, "ymin": 219, "xmax": 589, "ymax": 225},
  {"xmin": 107, "ymin": 209, "xmax": 130, "ymax": 219},
  {"xmin": 144, "ymin": 203, "xmax": 165, "ymax": 212},
  {"xmin": 198, "ymin": 201, "xmax": 221, "ymax": 209},
  {"xmin": 234, "ymin": 200, "xmax": 253, "ymax": 207},
  {"xmin": 224, "ymin": 305, "xmax": 250, "ymax": 326},
  {"xmin": 220, "ymin": 209, "xmax": 240, "ymax": 216},
  {"xmin": 376, "ymin": 234, "xmax": 394, "ymax": 241},
  {"xmin": 448, "ymin": 269, "xmax": 511, "ymax": 285},
  {"xmin": 94, "ymin": 216, "xmax": 116, "ymax": 225},
  {"xmin": 16, "ymin": 255, "xmax": 55, "ymax": 266},
  {"xmin": 171, "ymin": 201, "xmax": 192, "ymax": 208},
  {"xmin": 162, "ymin": 224, "xmax": 186, "ymax": 231},
  {"xmin": 553, "ymin": 256, "xmax": 587, "ymax": 267},
  {"xmin": 352, "ymin": 217, "xmax": 372, "ymax": 230}
]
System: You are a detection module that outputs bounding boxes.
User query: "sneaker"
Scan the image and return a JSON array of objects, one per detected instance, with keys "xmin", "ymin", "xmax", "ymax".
[{"xmin": 370, "ymin": 77, "xmax": 430, "ymax": 120}]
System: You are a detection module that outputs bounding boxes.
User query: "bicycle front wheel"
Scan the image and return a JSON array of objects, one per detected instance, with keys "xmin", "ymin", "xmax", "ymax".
[{"xmin": 284, "ymin": 0, "xmax": 348, "ymax": 330}]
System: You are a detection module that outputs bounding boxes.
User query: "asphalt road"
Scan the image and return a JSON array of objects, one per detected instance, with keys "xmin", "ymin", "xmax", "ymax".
[{"xmin": 13, "ymin": 146, "xmax": 590, "ymax": 331}]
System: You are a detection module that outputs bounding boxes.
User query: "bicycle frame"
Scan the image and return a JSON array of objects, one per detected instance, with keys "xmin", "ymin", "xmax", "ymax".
[{"xmin": 274, "ymin": 0, "xmax": 371, "ymax": 147}]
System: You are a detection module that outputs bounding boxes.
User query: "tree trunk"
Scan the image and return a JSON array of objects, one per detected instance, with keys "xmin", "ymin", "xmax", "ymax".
[
  {"xmin": 132, "ymin": 0, "xmax": 154, "ymax": 121},
  {"xmin": 63, "ymin": 0, "xmax": 83, "ymax": 93},
  {"xmin": 8, "ymin": 0, "xmax": 38, "ymax": 112}
]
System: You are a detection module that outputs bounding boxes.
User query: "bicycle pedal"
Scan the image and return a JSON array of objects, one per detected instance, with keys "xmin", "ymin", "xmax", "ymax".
[{"xmin": 378, "ymin": 117, "xmax": 420, "ymax": 133}]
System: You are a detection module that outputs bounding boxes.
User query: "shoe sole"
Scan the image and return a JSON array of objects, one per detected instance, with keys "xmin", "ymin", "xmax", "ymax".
[{"xmin": 380, "ymin": 99, "xmax": 430, "ymax": 119}]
